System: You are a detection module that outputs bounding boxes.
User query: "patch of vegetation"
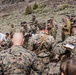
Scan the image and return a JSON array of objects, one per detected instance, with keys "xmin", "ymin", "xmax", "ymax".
[
  {"xmin": 39, "ymin": 4, "xmax": 46, "ymax": 8},
  {"xmin": 57, "ymin": 4, "xmax": 69, "ymax": 11},
  {"xmin": 33, "ymin": 3, "xmax": 47, "ymax": 13},
  {"xmin": 25, "ymin": 5, "xmax": 32, "ymax": 15},
  {"xmin": 42, "ymin": 7, "xmax": 51, "ymax": 13},
  {"xmin": 33, "ymin": 8, "xmax": 42, "ymax": 13},
  {"xmin": 33, "ymin": 2, "xmax": 38, "ymax": 10},
  {"xmin": 24, "ymin": 3, "xmax": 47, "ymax": 14}
]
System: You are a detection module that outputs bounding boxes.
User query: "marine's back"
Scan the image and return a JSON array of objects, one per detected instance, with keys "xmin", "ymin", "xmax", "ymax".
[{"xmin": 0, "ymin": 45, "xmax": 35, "ymax": 75}]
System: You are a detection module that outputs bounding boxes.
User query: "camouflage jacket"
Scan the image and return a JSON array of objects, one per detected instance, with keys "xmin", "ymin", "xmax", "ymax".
[
  {"xmin": 53, "ymin": 35, "xmax": 76, "ymax": 57},
  {"xmin": 48, "ymin": 27, "xmax": 57, "ymax": 39},
  {"xmin": 0, "ymin": 45, "xmax": 44, "ymax": 75},
  {"xmin": 28, "ymin": 33, "xmax": 54, "ymax": 57}
]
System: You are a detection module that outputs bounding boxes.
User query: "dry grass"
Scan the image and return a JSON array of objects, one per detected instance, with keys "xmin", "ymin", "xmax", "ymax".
[{"xmin": 0, "ymin": 2, "xmax": 76, "ymax": 33}]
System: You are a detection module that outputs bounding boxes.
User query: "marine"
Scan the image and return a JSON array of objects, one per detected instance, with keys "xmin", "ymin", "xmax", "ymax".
[
  {"xmin": 28, "ymin": 22, "xmax": 54, "ymax": 64},
  {"xmin": 47, "ymin": 19, "xmax": 57, "ymax": 39},
  {"xmin": 53, "ymin": 23, "xmax": 76, "ymax": 58},
  {"xmin": 0, "ymin": 32, "xmax": 44, "ymax": 75},
  {"xmin": 29, "ymin": 15, "xmax": 38, "ymax": 34}
]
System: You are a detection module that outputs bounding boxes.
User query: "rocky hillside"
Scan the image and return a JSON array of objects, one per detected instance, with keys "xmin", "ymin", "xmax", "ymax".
[
  {"xmin": 0, "ymin": 0, "xmax": 76, "ymax": 5},
  {"xmin": 0, "ymin": 0, "xmax": 29, "ymax": 4},
  {"xmin": 0, "ymin": 0, "xmax": 76, "ymax": 33},
  {"xmin": 0, "ymin": 0, "xmax": 76, "ymax": 13}
]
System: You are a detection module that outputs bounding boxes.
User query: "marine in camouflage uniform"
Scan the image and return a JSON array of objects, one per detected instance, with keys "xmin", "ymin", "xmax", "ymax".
[
  {"xmin": 0, "ymin": 32, "xmax": 44, "ymax": 75},
  {"xmin": 42, "ymin": 24, "xmax": 61, "ymax": 75},
  {"xmin": 70, "ymin": 15, "xmax": 76, "ymax": 25},
  {"xmin": 53, "ymin": 24, "xmax": 76, "ymax": 57},
  {"xmin": 28, "ymin": 22, "xmax": 54, "ymax": 64},
  {"xmin": 43, "ymin": 23, "xmax": 72, "ymax": 75},
  {"xmin": 20, "ymin": 21, "xmax": 31, "ymax": 34},
  {"xmin": 70, "ymin": 15, "xmax": 76, "ymax": 35},
  {"xmin": 29, "ymin": 15, "xmax": 38, "ymax": 34},
  {"xmin": 47, "ymin": 19, "xmax": 57, "ymax": 39},
  {"xmin": 20, "ymin": 21, "xmax": 32, "ymax": 48},
  {"xmin": 43, "ymin": 26, "xmax": 73, "ymax": 74},
  {"xmin": 27, "ymin": 23, "xmax": 56, "ymax": 75},
  {"xmin": 0, "ymin": 33, "xmax": 11, "ymax": 52},
  {"xmin": 10, "ymin": 24, "xmax": 15, "ymax": 35}
]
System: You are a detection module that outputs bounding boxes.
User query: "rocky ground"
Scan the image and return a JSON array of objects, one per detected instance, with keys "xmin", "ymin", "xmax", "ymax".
[{"xmin": 0, "ymin": 0, "xmax": 76, "ymax": 33}]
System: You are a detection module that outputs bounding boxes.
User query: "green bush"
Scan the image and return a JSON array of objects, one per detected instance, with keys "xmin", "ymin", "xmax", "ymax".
[
  {"xmin": 25, "ymin": 5, "xmax": 32, "ymax": 15},
  {"xmin": 33, "ymin": 8, "xmax": 40, "ymax": 13},
  {"xmin": 33, "ymin": 7, "xmax": 43, "ymax": 13},
  {"xmin": 39, "ymin": 4, "xmax": 46, "ymax": 8},
  {"xmin": 57, "ymin": 4, "xmax": 69, "ymax": 11},
  {"xmin": 33, "ymin": 2, "xmax": 38, "ymax": 10},
  {"xmin": 42, "ymin": 7, "xmax": 50, "ymax": 13}
]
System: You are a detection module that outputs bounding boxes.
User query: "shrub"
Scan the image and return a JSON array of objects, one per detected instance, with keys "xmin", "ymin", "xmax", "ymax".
[
  {"xmin": 33, "ymin": 2, "xmax": 38, "ymax": 10},
  {"xmin": 42, "ymin": 7, "xmax": 50, "ymax": 13},
  {"xmin": 25, "ymin": 5, "xmax": 32, "ymax": 15},
  {"xmin": 33, "ymin": 8, "xmax": 40, "ymax": 13},
  {"xmin": 57, "ymin": 4, "xmax": 69, "ymax": 11},
  {"xmin": 39, "ymin": 4, "xmax": 46, "ymax": 8}
]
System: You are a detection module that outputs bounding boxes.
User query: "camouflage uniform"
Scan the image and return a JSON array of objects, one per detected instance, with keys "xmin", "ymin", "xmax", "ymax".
[
  {"xmin": 42, "ymin": 62, "xmax": 60, "ymax": 75},
  {"xmin": 28, "ymin": 33, "xmax": 54, "ymax": 64},
  {"xmin": 29, "ymin": 22, "xmax": 38, "ymax": 34},
  {"xmin": 0, "ymin": 33, "xmax": 11, "ymax": 51},
  {"xmin": 70, "ymin": 15, "xmax": 76, "ymax": 25},
  {"xmin": 53, "ymin": 34, "xmax": 76, "ymax": 57},
  {"xmin": 42, "ymin": 26, "xmax": 76, "ymax": 75},
  {"xmin": 47, "ymin": 21, "xmax": 57, "ymax": 39},
  {"xmin": 55, "ymin": 25, "xmax": 63, "ymax": 42},
  {"xmin": 10, "ymin": 24, "xmax": 15, "ymax": 35},
  {"xmin": 0, "ymin": 41, "xmax": 10, "ymax": 51},
  {"xmin": 0, "ymin": 45, "xmax": 44, "ymax": 75},
  {"xmin": 28, "ymin": 33, "xmax": 57, "ymax": 75},
  {"xmin": 29, "ymin": 15, "xmax": 38, "ymax": 34},
  {"xmin": 53, "ymin": 24, "xmax": 76, "ymax": 64},
  {"xmin": 42, "ymin": 25, "xmax": 61, "ymax": 75},
  {"xmin": 48, "ymin": 27, "xmax": 57, "ymax": 39}
]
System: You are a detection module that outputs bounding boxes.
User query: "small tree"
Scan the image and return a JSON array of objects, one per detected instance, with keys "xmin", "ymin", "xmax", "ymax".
[
  {"xmin": 33, "ymin": 2, "xmax": 38, "ymax": 10},
  {"xmin": 25, "ymin": 5, "xmax": 32, "ymax": 15}
]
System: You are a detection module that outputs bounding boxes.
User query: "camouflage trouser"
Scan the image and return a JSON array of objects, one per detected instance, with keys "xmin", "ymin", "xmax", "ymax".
[
  {"xmin": 31, "ymin": 70, "xmax": 39, "ymax": 75},
  {"xmin": 31, "ymin": 56, "xmax": 50, "ymax": 75},
  {"xmin": 31, "ymin": 60, "xmax": 60, "ymax": 75},
  {"xmin": 38, "ymin": 56, "xmax": 50, "ymax": 64},
  {"xmin": 42, "ymin": 62, "xmax": 60, "ymax": 75}
]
